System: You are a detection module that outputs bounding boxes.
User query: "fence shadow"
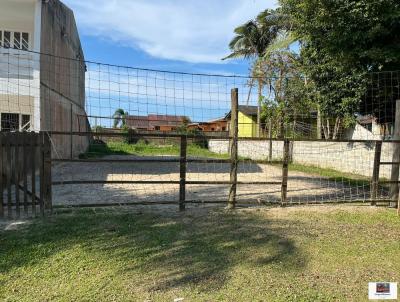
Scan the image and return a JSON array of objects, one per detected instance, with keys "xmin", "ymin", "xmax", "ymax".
[{"xmin": 0, "ymin": 208, "xmax": 308, "ymax": 292}]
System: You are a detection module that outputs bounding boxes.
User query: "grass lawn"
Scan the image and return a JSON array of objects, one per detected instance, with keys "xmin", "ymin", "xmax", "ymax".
[
  {"xmin": 81, "ymin": 140, "xmax": 230, "ymax": 159},
  {"xmin": 1, "ymin": 206, "xmax": 399, "ymax": 301},
  {"xmin": 269, "ymin": 161, "xmax": 373, "ymax": 187}
]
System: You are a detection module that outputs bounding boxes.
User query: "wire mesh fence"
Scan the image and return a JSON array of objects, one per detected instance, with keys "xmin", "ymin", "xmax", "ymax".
[{"xmin": 1, "ymin": 46, "xmax": 400, "ymax": 210}]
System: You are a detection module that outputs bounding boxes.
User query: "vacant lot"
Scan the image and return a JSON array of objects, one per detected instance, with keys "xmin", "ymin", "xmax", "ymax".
[
  {"xmin": 53, "ymin": 141, "xmax": 371, "ymax": 206},
  {"xmin": 1, "ymin": 205, "xmax": 399, "ymax": 301}
]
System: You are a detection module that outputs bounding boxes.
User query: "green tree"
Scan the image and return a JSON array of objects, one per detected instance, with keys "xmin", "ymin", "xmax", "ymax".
[
  {"xmin": 257, "ymin": 40, "xmax": 314, "ymax": 138},
  {"xmin": 112, "ymin": 108, "xmax": 129, "ymax": 128},
  {"xmin": 280, "ymin": 0, "xmax": 400, "ymax": 133},
  {"xmin": 224, "ymin": 9, "xmax": 287, "ymax": 136}
]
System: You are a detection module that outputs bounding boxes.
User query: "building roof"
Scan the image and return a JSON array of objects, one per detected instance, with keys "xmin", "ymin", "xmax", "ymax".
[
  {"xmin": 357, "ymin": 114, "xmax": 376, "ymax": 124},
  {"xmin": 125, "ymin": 114, "xmax": 189, "ymax": 129},
  {"xmin": 238, "ymin": 105, "xmax": 258, "ymax": 116},
  {"xmin": 225, "ymin": 105, "xmax": 258, "ymax": 119}
]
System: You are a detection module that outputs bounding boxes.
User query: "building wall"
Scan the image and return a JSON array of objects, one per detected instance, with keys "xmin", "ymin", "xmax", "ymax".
[
  {"xmin": 208, "ymin": 139, "xmax": 398, "ymax": 179},
  {"xmin": 344, "ymin": 123, "xmax": 382, "ymax": 140},
  {"xmin": 40, "ymin": 0, "xmax": 89, "ymax": 158},
  {"xmin": 0, "ymin": 0, "xmax": 41, "ymax": 131},
  {"xmin": 238, "ymin": 112, "xmax": 257, "ymax": 137}
]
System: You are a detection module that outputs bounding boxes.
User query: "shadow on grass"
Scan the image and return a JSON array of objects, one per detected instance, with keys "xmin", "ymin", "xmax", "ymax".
[{"xmin": 0, "ymin": 208, "xmax": 308, "ymax": 292}]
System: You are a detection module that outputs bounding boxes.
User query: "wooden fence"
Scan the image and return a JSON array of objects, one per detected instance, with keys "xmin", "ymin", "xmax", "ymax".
[
  {"xmin": 0, "ymin": 132, "xmax": 52, "ymax": 219},
  {"xmin": 51, "ymin": 88, "xmax": 286, "ymax": 210}
]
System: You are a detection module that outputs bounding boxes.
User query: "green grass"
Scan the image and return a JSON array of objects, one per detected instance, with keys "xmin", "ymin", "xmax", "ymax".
[
  {"xmin": 80, "ymin": 140, "xmax": 230, "ymax": 159},
  {"xmin": 1, "ymin": 206, "xmax": 399, "ymax": 301},
  {"xmin": 270, "ymin": 161, "xmax": 372, "ymax": 187}
]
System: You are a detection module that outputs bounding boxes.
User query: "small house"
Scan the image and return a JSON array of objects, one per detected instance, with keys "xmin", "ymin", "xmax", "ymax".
[
  {"xmin": 126, "ymin": 114, "xmax": 189, "ymax": 132},
  {"xmin": 226, "ymin": 105, "xmax": 259, "ymax": 137},
  {"xmin": 188, "ymin": 117, "xmax": 228, "ymax": 132}
]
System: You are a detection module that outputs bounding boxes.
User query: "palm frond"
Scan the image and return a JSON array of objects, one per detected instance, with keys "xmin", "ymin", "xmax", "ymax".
[{"xmin": 263, "ymin": 31, "xmax": 296, "ymax": 57}]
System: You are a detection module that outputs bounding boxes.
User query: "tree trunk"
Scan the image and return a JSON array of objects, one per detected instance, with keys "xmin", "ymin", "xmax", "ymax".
[
  {"xmin": 317, "ymin": 107, "xmax": 322, "ymax": 139},
  {"xmin": 332, "ymin": 117, "xmax": 341, "ymax": 140},
  {"xmin": 322, "ymin": 118, "xmax": 329, "ymax": 140},
  {"xmin": 257, "ymin": 80, "xmax": 262, "ymax": 137}
]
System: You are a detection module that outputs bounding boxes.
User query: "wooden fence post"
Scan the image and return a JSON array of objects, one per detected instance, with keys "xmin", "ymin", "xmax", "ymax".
[
  {"xmin": 390, "ymin": 100, "xmax": 400, "ymax": 207},
  {"xmin": 281, "ymin": 139, "xmax": 290, "ymax": 206},
  {"xmin": 22, "ymin": 133, "xmax": 28, "ymax": 216},
  {"xmin": 39, "ymin": 133, "xmax": 45, "ymax": 216},
  {"xmin": 31, "ymin": 134, "xmax": 37, "ymax": 216},
  {"xmin": 371, "ymin": 141, "xmax": 382, "ymax": 205},
  {"xmin": 179, "ymin": 135, "xmax": 187, "ymax": 211},
  {"xmin": 0, "ymin": 133, "xmax": 3, "ymax": 218},
  {"xmin": 268, "ymin": 118, "xmax": 273, "ymax": 162},
  {"xmin": 15, "ymin": 133, "xmax": 20, "ymax": 218},
  {"xmin": 6, "ymin": 134, "xmax": 12, "ymax": 218},
  {"xmin": 70, "ymin": 103, "xmax": 73, "ymax": 159},
  {"xmin": 228, "ymin": 88, "xmax": 239, "ymax": 209},
  {"xmin": 43, "ymin": 133, "xmax": 52, "ymax": 212}
]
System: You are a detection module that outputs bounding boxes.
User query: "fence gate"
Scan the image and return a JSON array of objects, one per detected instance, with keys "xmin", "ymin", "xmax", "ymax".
[{"xmin": 0, "ymin": 132, "xmax": 52, "ymax": 219}]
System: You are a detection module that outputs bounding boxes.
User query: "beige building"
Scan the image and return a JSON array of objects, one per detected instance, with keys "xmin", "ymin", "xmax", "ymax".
[{"xmin": 0, "ymin": 0, "xmax": 89, "ymax": 158}]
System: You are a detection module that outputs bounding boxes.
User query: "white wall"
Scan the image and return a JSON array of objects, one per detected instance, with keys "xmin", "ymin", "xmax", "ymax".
[
  {"xmin": 344, "ymin": 123, "xmax": 382, "ymax": 140},
  {"xmin": 209, "ymin": 139, "xmax": 397, "ymax": 179}
]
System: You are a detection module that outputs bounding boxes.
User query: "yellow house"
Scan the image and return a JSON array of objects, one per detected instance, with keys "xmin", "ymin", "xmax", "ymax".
[{"xmin": 226, "ymin": 105, "xmax": 259, "ymax": 137}]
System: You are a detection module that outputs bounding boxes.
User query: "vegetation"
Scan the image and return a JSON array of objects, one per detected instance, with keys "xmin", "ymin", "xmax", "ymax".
[
  {"xmin": 112, "ymin": 108, "xmax": 129, "ymax": 128},
  {"xmin": 280, "ymin": 0, "xmax": 400, "ymax": 127},
  {"xmin": 80, "ymin": 140, "xmax": 230, "ymax": 159},
  {"xmin": 227, "ymin": 0, "xmax": 400, "ymax": 139},
  {"xmin": 223, "ymin": 9, "xmax": 289, "ymax": 137},
  {"xmin": 287, "ymin": 162, "xmax": 371, "ymax": 187},
  {"xmin": 1, "ymin": 206, "xmax": 399, "ymax": 301}
]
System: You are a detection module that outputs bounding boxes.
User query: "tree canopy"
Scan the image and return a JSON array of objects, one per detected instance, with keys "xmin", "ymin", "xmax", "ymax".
[{"xmin": 280, "ymin": 0, "xmax": 400, "ymax": 124}]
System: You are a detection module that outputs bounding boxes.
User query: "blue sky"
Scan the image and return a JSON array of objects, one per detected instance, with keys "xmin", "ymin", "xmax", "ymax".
[
  {"xmin": 63, "ymin": 0, "xmax": 277, "ymax": 75},
  {"xmin": 61, "ymin": 0, "xmax": 278, "ymax": 125}
]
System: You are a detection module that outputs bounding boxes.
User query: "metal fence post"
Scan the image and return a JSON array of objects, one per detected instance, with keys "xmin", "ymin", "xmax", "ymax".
[
  {"xmin": 228, "ymin": 88, "xmax": 239, "ymax": 209},
  {"xmin": 281, "ymin": 139, "xmax": 290, "ymax": 206},
  {"xmin": 371, "ymin": 141, "xmax": 382, "ymax": 205},
  {"xmin": 268, "ymin": 118, "xmax": 273, "ymax": 162},
  {"xmin": 179, "ymin": 135, "xmax": 187, "ymax": 211}
]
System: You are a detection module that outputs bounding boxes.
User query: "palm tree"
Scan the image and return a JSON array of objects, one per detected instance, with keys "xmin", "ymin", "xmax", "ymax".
[
  {"xmin": 113, "ymin": 108, "xmax": 128, "ymax": 128},
  {"xmin": 223, "ymin": 9, "xmax": 286, "ymax": 137}
]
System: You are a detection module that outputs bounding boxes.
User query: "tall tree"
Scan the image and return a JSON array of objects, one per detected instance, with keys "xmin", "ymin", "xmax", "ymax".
[
  {"xmin": 224, "ymin": 9, "xmax": 286, "ymax": 136},
  {"xmin": 113, "ymin": 108, "xmax": 128, "ymax": 128},
  {"xmin": 280, "ymin": 0, "xmax": 400, "ymax": 131}
]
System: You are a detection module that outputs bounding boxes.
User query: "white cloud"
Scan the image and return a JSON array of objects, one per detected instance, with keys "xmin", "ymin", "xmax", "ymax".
[{"xmin": 63, "ymin": 0, "xmax": 277, "ymax": 63}]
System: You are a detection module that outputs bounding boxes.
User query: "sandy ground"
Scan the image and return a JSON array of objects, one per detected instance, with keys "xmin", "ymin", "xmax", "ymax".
[{"xmin": 52, "ymin": 155, "xmax": 373, "ymax": 206}]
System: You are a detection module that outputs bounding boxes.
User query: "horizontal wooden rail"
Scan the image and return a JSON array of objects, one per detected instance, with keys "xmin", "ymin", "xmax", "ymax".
[
  {"xmin": 52, "ymin": 158, "xmax": 281, "ymax": 164},
  {"xmin": 52, "ymin": 180, "xmax": 283, "ymax": 186},
  {"xmin": 47, "ymin": 131, "xmax": 400, "ymax": 143},
  {"xmin": 52, "ymin": 199, "xmax": 387, "ymax": 209},
  {"xmin": 380, "ymin": 162, "xmax": 400, "ymax": 165},
  {"xmin": 378, "ymin": 180, "xmax": 400, "ymax": 184}
]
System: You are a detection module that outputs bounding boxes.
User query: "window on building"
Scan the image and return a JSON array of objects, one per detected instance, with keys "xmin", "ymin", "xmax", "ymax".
[
  {"xmin": 13, "ymin": 32, "xmax": 21, "ymax": 49},
  {"xmin": 0, "ymin": 31, "xmax": 29, "ymax": 50},
  {"xmin": 22, "ymin": 33, "xmax": 29, "ymax": 50},
  {"xmin": 21, "ymin": 115, "xmax": 31, "ymax": 131},
  {"xmin": 1, "ymin": 113, "xmax": 31, "ymax": 132},
  {"xmin": 1, "ymin": 113, "xmax": 19, "ymax": 131},
  {"xmin": 3, "ymin": 31, "xmax": 11, "ymax": 48}
]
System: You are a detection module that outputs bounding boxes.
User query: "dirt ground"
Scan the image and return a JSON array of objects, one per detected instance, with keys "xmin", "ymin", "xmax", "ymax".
[{"xmin": 52, "ymin": 155, "xmax": 370, "ymax": 206}]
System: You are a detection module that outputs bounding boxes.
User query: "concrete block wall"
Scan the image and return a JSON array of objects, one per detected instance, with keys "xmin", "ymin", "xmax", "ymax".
[{"xmin": 208, "ymin": 139, "xmax": 397, "ymax": 179}]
